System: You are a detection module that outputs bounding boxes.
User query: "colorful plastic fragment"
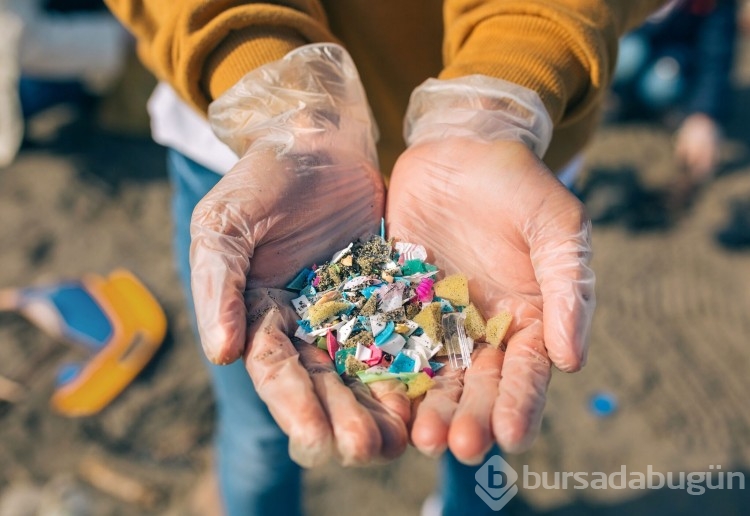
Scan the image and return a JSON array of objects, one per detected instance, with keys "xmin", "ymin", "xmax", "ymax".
[{"xmin": 287, "ymin": 232, "xmax": 509, "ymax": 399}]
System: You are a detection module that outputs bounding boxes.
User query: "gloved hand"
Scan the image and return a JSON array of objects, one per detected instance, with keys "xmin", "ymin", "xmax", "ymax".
[
  {"xmin": 387, "ymin": 76, "xmax": 596, "ymax": 462},
  {"xmin": 190, "ymin": 44, "xmax": 409, "ymax": 467}
]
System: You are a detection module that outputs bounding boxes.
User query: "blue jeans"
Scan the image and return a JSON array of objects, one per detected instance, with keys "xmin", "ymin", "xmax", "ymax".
[
  {"xmin": 167, "ymin": 148, "xmax": 505, "ymax": 516},
  {"xmin": 168, "ymin": 150, "xmax": 303, "ymax": 516}
]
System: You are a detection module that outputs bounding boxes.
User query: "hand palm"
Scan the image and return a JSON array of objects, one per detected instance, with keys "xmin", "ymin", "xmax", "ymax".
[{"xmin": 387, "ymin": 138, "xmax": 595, "ymax": 460}]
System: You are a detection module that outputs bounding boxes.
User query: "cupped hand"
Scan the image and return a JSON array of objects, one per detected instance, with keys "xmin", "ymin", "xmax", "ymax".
[
  {"xmin": 386, "ymin": 138, "xmax": 595, "ymax": 462},
  {"xmin": 189, "ymin": 145, "xmax": 411, "ymax": 467},
  {"xmin": 187, "ymin": 43, "xmax": 414, "ymax": 467}
]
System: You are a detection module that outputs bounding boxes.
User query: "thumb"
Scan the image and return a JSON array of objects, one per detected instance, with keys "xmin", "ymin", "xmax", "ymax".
[{"xmin": 190, "ymin": 199, "xmax": 256, "ymax": 365}]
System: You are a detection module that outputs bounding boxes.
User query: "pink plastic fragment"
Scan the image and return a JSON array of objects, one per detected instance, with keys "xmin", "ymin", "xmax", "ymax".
[
  {"xmin": 312, "ymin": 275, "xmax": 321, "ymax": 287},
  {"xmin": 326, "ymin": 330, "xmax": 338, "ymax": 360},
  {"xmin": 364, "ymin": 345, "xmax": 383, "ymax": 366},
  {"xmin": 423, "ymin": 367, "xmax": 435, "ymax": 378},
  {"xmin": 415, "ymin": 277, "xmax": 434, "ymax": 303}
]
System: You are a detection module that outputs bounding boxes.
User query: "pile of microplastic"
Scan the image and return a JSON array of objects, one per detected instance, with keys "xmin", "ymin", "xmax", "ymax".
[{"xmin": 287, "ymin": 234, "xmax": 512, "ymax": 399}]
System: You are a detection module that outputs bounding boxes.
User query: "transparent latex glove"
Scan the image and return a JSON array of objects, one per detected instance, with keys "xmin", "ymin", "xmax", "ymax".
[
  {"xmin": 674, "ymin": 113, "xmax": 721, "ymax": 183},
  {"xmin": 190, "ymin": 44, "xmax": 408, "ymax": 466},
  {"xmin": 388, "ymin": 76, "xmax": 595, "ymax": 461}
]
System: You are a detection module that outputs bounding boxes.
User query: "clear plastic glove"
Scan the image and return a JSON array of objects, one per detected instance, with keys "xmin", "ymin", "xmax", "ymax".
[
  {"xmin": 190, "ymin": 44, "xmax": 408, "ymax": 466},
  {"xmin": 388, "ymin": 76, "xmax": 596, "ymax": 461},
  {"xmin": 674, "ymin": 113, "xmax": 721, "ymax": 183}
]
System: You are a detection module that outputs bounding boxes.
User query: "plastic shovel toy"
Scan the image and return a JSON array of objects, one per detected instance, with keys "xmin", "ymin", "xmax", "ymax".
[{"xmin": 0, "ymin": 269, "xmax": 167, "ymax": 416}]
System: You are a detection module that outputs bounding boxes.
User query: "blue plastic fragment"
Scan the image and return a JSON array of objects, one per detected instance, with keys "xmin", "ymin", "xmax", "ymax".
[
  {"xmin": 439, "ymin": 299, "xmax": 455, "ymax": 312},
  {"xmin": 286, "ymin": 268, "xmax": 312, "ymax": 291},
  {"xmin": 300, "ymin": 284, "xmax": 316, "ymax": 299},
  {"xmin": 335, "ymin": 347, "xmax": 357, "ymax": 375},
  {"xmin": 400, "ymin": 259, "xmax": 427, "ymax": 276},
  {"xmin": 589, "ymin": 391, "xmax": 618, "ymax": 418},
  {"xmin": 361, "ymin": 286, "xmax": 379, "ymax": 299},
  {"xmin": 427, "ymin": 361, "xmax": 445, "ymax": 372},
  {"xmin": 297, "ymin": 320, "xmax": 313, "ymax": 333},
  {"xmin": 389, "ymin": 353, "xmax": 416, "ymax": 374},
  {"xmin": 374, "ymin": 321, "xmax": 395, "ymax": 346}
]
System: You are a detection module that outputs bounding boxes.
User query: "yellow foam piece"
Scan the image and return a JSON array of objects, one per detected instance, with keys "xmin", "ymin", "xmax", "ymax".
[
  {"xmin": 463, "ymin": 303, "xmax": 487, "ymax": 341},
  {"xmin": 413, "ymin": 302, "xmax": 443, "ymax": 343},
  {"xmin": 406, "ymin": 372, "xmax": 435, "ymax": 400},
  {"xmin": 433, "ymin": 274, "xmax": 470, "ymax": 306},
  {"xmin": 307, "ymin": 301, "xmax": 350, "ymax": 327},
  {"xmin": 486, "ymin": 311, "xmax": 513, "ymax": 348}
]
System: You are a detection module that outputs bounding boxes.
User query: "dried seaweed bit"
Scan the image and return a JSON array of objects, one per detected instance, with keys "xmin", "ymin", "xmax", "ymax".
[
  {"xmin": 352, "ymin": 236, "xmax": 392, "ymax": 274},
  {"xmin": 314, "ymin": 264, "xmax": 342, "ymax": 291},
  {"xmin": 404, "ymin": 301, "xmax": 420, "ymax": 320},
  {"xmin": 344, "ymin": 354, "xmax": 368, "ymax": 376},
  {"xmin": 359, "ymin": 295, "xmax": 377, "ymax": 316},
  {"xmin": 384, "ymin": 307, "xmax": 406, "ymax": 322},
  {"xmin": 344, "ymin": 329, "xmax": 374, "ymax": 349}
]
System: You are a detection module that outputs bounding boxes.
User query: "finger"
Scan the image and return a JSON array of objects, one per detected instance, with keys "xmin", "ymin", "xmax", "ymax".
[
  {"xmin": 351, "ymin": 378, "xmax": 410, "ymax": 462},
  {"xmin": 410, "ymin": 364, "xmax": 463, "ymax": 458},
  {"xmin": 190, "ymin": 199, "xmax": 255, "ymax": 365},
  {"xmin": 448, "ymin": 344, "xmax": 503, "ymax": 465},
  {"xmin": 492, "ymin": 320, "xmax": 552, "ymax": 453},
  {"xmin": 295, "ymin": 344, "xmax": 383, "ymax": 466},
  {"xmin": 530, "ymin": 213, "xmax": 596, "ymax": 372},
  {"xmin": 243, "ymin": 289, "xmax": 333, "ymax": 468}
]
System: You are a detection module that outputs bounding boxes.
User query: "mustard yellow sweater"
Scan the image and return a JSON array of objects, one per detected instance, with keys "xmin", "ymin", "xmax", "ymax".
[{"xmin": 104, "ymin": 0, "xmax": 666, "ymax": 172}]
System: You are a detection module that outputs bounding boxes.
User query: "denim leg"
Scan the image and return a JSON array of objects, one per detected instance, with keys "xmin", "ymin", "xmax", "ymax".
[
  {"xmin": 441, "ymin": 446, "xmax": 507, "ymax": 516},
  {"xmin": 166, "ymin": 149, "xmax": 303, "ymax": 516}
]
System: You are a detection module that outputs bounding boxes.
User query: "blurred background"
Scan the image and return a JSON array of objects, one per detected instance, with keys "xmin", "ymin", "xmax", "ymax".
[{"xmin": 1, "ymin": 1, "xmax": 750, "ymax": 515}]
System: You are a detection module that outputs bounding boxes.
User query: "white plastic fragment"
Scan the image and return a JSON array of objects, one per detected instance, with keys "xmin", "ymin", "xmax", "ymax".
[
  {"xmin": 341, "ymin": 275, "xmax": 379, "ymax": 291},
  {"xmin": 376, "ymin": 282, "xmax": 406, "ymax": 312},
  {"xmin": 401, "ymin": 348, "xmax": 429, "ymax": 372},
  {"xmin": 406, "ymin": 333, "xmax": 443, "ymax": 359},
  {"xmin": 294, "ymin": 325, "xmax": 317, "ymax": 344},
  {"xmin": 330, "ymin": 243, "xmax": 353, "ymax": 264},
  {"xmin": 308, "ymin": 320, "xmax": 346, "ymax": 337},
  {"xmin": 355, "ymin": 342, "xmax": 373, "ymax": 362},
  {"xmin": 376, "ymin": 333, "xmax": 407, "ymax": 355},
  {"xmin": 337, "ymin": 317, "xmax": 358, "ymax": 344},
  {"xmin": 370, "ymin": 314, "xmax": 387, "ymax": 336},
  {"xmin": 291, "ymin": 295, "xmax": 312, "ymax": 317},
  {"xmin": 395, "ymin": 242, "xmax": 428, "ymax": 261}
]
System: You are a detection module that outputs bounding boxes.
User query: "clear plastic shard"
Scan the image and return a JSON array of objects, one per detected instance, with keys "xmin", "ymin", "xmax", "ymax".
[{"xmin": 441, "ymin": 312, "xmax": 474, "ymax": 369}]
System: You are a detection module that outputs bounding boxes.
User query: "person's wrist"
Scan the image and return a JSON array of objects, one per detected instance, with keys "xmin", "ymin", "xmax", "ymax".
[
  {"xmin": 208, "ymin": 43, "xmax": 378, "ymax": 162},
  {"xmin": 404, "ymin": 75, "xmax": 553, "ymax": 158}
]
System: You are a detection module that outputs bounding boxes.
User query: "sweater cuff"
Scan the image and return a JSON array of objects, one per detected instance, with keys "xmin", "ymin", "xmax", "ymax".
[
  {"xmin": 440, "ymin": 14, "xmax": 601, "ymax": 127},
  {"xmin": 201, "ymin": 28, "xmax": 307, "ymax": 111}
]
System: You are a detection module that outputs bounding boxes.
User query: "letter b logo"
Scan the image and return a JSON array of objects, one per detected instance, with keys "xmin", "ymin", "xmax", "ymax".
[{"xmin": 475, "ymin": 455, "xmax": 519, "ymax": 511}]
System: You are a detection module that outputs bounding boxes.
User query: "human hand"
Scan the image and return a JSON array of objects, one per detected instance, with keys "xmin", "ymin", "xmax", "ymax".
[
  {"xmin": 674, "ymin": 113, "xmax": 721, "ymax": 183},
  {"xmin": 190, "ymin": 44, "xmax": 409, "ymax": 466},
  {"xmin": 387, "ymin": 77, "xmax": 595, "ymax": 462}
]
